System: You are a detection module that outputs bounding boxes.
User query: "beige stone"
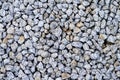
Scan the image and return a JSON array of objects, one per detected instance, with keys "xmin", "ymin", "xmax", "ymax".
[
  {"xmin": 71, "ymin": 60, "xmax": 77, "ymax": 67},
  {"xmin": 73, "ymin": 48, "xmax": 80, "ymax": 54},
  {"xmin": 84, "ymin": 54, "xmax": 90, "ymax": 61},
  {"xmin": 37, "ymin": 56, "xmax": 42, "ymax": 62},
  {"xmin": 3, "ymin": 38, "xmax": 8, "ymax": 43},
  {"xmin": 99, "ymin": 34, "xmax": 107, "ymax": 40},
  {"xmin": 18, "ymin": 36, "xmax": 25, "ymax": 44},
  {"xmin": 6, "ymin": 34, "xmax": 13, "ymax": 39},
  {"xmin": 76, "ymin": 22, "xmax": 83, "ymax": 28},
  {"xmin": 61, "ymin": 73, "xmax": 70, "ymax": 79},
  {"xmin": 0, "ymin": 67, "xmax": 6, "ymax": 73},
  {"xmin": 35, "ymin": 77, "xmax": 41, "ymax": 80}
]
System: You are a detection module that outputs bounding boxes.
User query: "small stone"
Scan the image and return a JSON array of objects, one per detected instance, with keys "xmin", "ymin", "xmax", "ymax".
[
  {"xmin": 71, "ymin": 60, "xmax": 77, "ymax": 67},
  {"xmin": 0, "ymin": 24, "xmax": 4, "ymax": 32},
  {"xmin": 18, "ymin": 36, "xmax": 25, "ymax": 44},
  {"xmin": 73, "ymin": 27, "xmax": 80, "ymax": 33},
  {"xmin": 72, "ymin": 42, "xmax": 82, "ymax": 48},
  {"xmin": 116, "ymin": 71, "xmax": 120, "ymax": 77},
  {"xmin": 0, "ymin": 9, "xmax": 5, "ymax": 16},
  {"xmin": 83, "ymin": 43, "xmax": 89, "ymax": 50},
  {"xmin": 18, "ymin": 70, "xmax": 25, "ymax": 78},
  {"xmin": 69, "ymin": 23, "xmax": 75, "ymax": 29},
  {"xmin": 66, "ymin": 9, "xmax": 72, "ymax": 16},
  {"xmin": 37, "ymin": 62, "xmax": 43, "ymax": 70},
  {"xmin": 26, "ymin": 25, "xmax": 31, "ymax": 31},
  {"xmin": 73, "ymin": 48, "xmax": 80, "ymax": 54},
  {"xmin": 0, "ymin": 67, "xmax": 6, "ymax": 73},
  {"xmin": 66, "ymin": 43, "xmax": 72, "ymax": 49},
  {"xmin": 16, "ymin": 53, "xmax": 23, "ymax": 61},
  {"xmin": 101, "ymin": 19, "xmax": 106, "ymax": 28},
  {"xmin": 35, "ymin": 77, "xmax": 41, "ymax": 80},
  {"xmin": 20, "ymin": 4, "xmax": 25, "ymax": 10},
  {"xmin": 107, "ymin": 35, "xmax": 115, "ymax": 43},
  {"xmin": 4, "ymin": 59, "xmax": 10, "ymax": 64},
  {"xmin": 51, "ymin": 53, "xmax": 58, "ymax": 58},
  {"xmin": 25, "ymin": 40, "xmax": 33, "ymax": 48},
  {"xmin": 84, "ymin": 63, "xmax": 91, "ymax": 69},
  {"xmin": 9, "ymin": 52, "xmax": 14, "ymax": 59},
  {"xmin": 38, "ymin": 50, "xmax": 49, "ymax": 58},
  {"xmin": 52, "ymin": 27, "xmax": 62, "ymax": 37},
  {"xmin": 59, "ymin": 44, "xmax": 65, "ymax": 50},
  {"xmin": 76, "ymin": 22, "xmax": 84, "ymax": 28},
  {"xmin": 37, "ymin": 56, "xmax": 42, "ymax": 62},
  {"xmin": 93, "ymin": 14, "xmax": 99, "ymax": 21},
  {"xmin": 5, "ymin": 15, "xmax": 13, "ymax": 22},
  {"xmin": 82, "ymin": 1, "xmax": 89, "ymax": 6},
  {"xmin": 7, "ymin": 27, "xmax": 15, "ymax": 34},
  {"xmin": 71, "ymin": 73, "xmax": 78, "ymax": 79},
  {"xmin": 84, "ymin": 54, "xmax": 90, "ymax": 61},
  {"xmin": 90, "ymin": 53, "xmax": 99, "ymax": 60},
  {"xmin": 61, "ymin": 73, "xmax": 70, "ymax": 79},
  {"xmin": 38, "ymin": 21, "xmax": 44, "ymax": 27},
  {"xmin": 19, "ymin": 19, "xmax": 27, "ymax": 27},
  {"xmin": 99, "ymin": 34, "xmax": 107, "ymax": 40}
]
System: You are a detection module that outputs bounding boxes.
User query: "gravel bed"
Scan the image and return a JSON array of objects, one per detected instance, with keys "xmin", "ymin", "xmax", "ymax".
[{"xmin": 0, "ymin": 0, "xmax": 120, "ymax": 80}]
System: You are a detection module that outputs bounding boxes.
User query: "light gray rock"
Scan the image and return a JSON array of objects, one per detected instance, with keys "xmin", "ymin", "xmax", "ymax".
[
  {"xmin": 83, "ymin": 43, "xmax": 89, "ymax": 50},
  {"xmin": 52, "ymin": 27, "xmax": 62, "ymax": 37},
  {"xmin": 82, "ymin": 1, "xmax": 90, "ymax": 6},
  {"xmin": 72, "ymin": 42, "xmax": 82, "ymax": 48},
  {"xmin": 38, "ymin": 50, "xmax": 49, "ymax": 58},
  {"xmin": 101, "ymin": 19, "xmax": 106, "ymax": 28},
  {"xmin": 25, "ymin": 40, "xmax": 33, "ymax": 48},
  {"xmin": 107, "ymin": 35, "xmax": 115, "ymax": 43},
  {"xmin": 7, "ymin": 27, "xmax": 14, "ymax": 34},
  {"xmin": 38, "ymin": 21, "xmax": 44, "ymax": 27},
  {"xmin": 66, "ymin": 9, "xmax": 72, "ymax": 16},
  {"xmin": 37, "ymin": 62, "xmax": 43, "ymax": 70},
  {"xmin": 90, "ymin": 53, "xmax": 99, "ymax": 60}
]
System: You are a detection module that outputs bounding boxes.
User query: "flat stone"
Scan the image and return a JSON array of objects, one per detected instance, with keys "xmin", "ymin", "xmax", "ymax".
[{"xmin": 61, "ymin": 73, "xmax": 70, "ymax": 79}]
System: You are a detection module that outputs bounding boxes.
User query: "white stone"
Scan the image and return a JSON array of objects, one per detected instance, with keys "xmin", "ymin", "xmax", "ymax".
[
  {"xmin": 26, "ymin": 25, "xmax": 31, "ymax": 31},
  {"xmin": 38, "ymin": 21, "xmax": 44, "ymax": 27},
  {"xmin": 7, "ymin": 27, "xmax": 14, "ymax": 34}
]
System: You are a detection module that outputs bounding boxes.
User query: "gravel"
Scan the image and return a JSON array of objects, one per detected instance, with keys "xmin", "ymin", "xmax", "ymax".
[{"xmin": 0, "ymin": 0, "xmax": 120, "ymax": 80}]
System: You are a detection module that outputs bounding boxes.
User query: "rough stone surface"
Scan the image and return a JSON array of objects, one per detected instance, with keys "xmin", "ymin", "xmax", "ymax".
[{"xmin": 0, "ymin": 0, "xmax": 119, "ymax": 80}]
